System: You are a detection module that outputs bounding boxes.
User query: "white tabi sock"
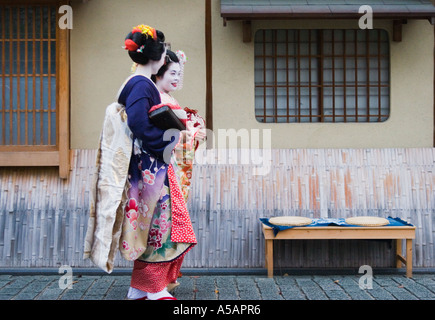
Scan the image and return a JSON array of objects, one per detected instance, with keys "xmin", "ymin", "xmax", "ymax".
[
  {"xmin": 127, "ymin": 287, "xmax": 148, "ymax": 300},
  {"xmin": 147, "ymin": 288, "xmax": 173, "ymax": 300}
]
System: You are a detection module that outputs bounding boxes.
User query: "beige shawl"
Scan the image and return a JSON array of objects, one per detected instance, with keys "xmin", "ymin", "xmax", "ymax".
[{"xmin": 83, "ymin": 99, "xmax": 133, "ymax": 273}]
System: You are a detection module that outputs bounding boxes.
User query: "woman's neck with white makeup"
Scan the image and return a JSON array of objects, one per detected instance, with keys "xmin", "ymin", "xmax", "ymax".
[
  {"xmin": 156, "ymin": 83, "xmax": 169, "ymax": 94},
  {"xmin": 134, "ymin": 63, "xmax": 153, "ymax": 78}
]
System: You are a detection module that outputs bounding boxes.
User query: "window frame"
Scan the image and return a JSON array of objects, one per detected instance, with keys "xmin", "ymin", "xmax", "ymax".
[
  {"xmin": 0, "ymin": 0, "xmax": 70, "ymax": 178},
  {"xmin": 254, "ymin": 28, "xmax": 391, "ymax": 124}
]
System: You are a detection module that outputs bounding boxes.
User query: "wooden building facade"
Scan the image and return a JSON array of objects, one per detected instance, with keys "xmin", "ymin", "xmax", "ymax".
[{"xmin": 0, "ymin": 0, "xmax": 434, "ymax": 272}]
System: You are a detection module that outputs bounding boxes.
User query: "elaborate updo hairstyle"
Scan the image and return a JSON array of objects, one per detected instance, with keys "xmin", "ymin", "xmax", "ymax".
[
  {"xmin": 151, "ymin": 50, "xmax": 180, "ymax": 83},
  {"xmin": 124, "ymin": 24, "xmax": 165, "ymax": 65}
]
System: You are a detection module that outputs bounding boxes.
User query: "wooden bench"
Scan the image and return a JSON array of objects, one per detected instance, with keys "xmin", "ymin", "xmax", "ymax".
[{"xmin": 262, "ymin": 224, "xmax": 416, "ymax": 278}]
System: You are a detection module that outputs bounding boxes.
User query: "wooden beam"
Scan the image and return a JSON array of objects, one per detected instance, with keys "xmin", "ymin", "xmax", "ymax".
[
  {"xmin": 57, "ymin": 0, "xmax": 71, "ymax": 179},
  {"xmin": 205, "ymin": 0, "xmax": 213, "ymax": 137},
  {"xmin": 397, "ymin": 254, "xmax": 406, "ymax": 265},
  {"xmin": 243, "ymin": 20, "xmax": 251, "ymax": 43},
  {"xmin": 0, "ymin": 151, "xmax": 59, "ymax": 166},
  {"xmin": 222, "ymin": 11, "xmax": 435, "ymax": 21},
  {"xmin": 262, "ymin": 225, "xmax": 416, "ymax": 240},
  {"xmin": 393, "ymin": 20, "xmax": 403, "ymax": 42},
  {"xmin": 0, "ymin": 0, "xmax": 61, "ymax": 5}
]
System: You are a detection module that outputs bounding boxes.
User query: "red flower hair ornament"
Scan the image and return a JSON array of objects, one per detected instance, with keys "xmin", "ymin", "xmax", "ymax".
[
  {"xmin": 124, "ymin": 24, "xmax": 157, "ymax": 52},
  {"xmin": 124, "ymin": 39, "xmax": 139, "ymax": 52}
]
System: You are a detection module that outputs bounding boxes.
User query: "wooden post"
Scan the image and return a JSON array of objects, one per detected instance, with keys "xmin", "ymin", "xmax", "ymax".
[
  {"xmin": 406, "ymin": 239, "xmax": 413, "ymax": 278},
  {"xmin": 242, "ymin": 20, "xmax": 251, "ymax": 43},
  {"xmin": 393, "ymin": 20, "xmax": 403, "ymax": 42},
  {"xmin": 205, "ymin": 0, "xmax": 213, "ymax": 136},
  {"xmin": 265, "ymin": 239, "xmax": 273, "ymax": 278},
  {"xmin": 57, "ymin": 1, "xmax": 70, "ymax": 179}
]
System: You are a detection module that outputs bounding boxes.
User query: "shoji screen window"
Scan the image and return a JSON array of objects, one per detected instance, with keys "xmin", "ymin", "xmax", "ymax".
[
  {"xmin": 255, "ymin": 29, "xmax": 390, "ymax": 123},
  {"xmin": 0, "ymin": 4, "xmax": 70, "ymax": 177}
]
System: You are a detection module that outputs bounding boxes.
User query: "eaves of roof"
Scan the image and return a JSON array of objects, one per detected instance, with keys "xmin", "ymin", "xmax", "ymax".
[{"xmin": 221, "ymin": 1, "xmax": 435, "ymax": 21}]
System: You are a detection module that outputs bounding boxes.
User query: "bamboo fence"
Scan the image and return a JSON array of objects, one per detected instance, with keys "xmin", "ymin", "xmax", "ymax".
[{"xmin": 0, "ymin": 148, "xmax": 434, "ymax": 270}]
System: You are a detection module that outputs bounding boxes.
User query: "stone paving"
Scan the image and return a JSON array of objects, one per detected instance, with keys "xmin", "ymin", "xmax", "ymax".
[{"xmin": 0, "ymin": 272, "xmax": 434, "ymax": 300}]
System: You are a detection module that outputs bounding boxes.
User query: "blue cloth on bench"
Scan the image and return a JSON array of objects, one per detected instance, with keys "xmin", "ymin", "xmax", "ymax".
[{"xmin": 259, "ymin": 217, "xmax": 413, "ymax": 236}]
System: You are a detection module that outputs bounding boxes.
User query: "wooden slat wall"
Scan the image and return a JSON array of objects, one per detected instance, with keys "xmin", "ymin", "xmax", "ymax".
[{"xmin": 0, "ymin": 148, "xmax": 434, "ymax": 269}]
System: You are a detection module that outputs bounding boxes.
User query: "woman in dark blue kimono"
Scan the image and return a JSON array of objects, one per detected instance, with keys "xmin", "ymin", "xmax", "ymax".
[{"xmin": 118, "ymin": 25, "xmax": 196, "ymax": 300}]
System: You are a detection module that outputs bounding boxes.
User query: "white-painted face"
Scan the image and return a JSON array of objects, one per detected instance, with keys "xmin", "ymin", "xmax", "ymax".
[{"xmin": 156, "ymin": 62, "xmax": 181, "ymax": 93}]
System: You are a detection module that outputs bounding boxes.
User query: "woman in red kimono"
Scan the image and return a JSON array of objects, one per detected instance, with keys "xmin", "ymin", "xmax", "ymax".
[{"xmin": 150, "ymin": 49, "xmax": 207, "ymax": 294}]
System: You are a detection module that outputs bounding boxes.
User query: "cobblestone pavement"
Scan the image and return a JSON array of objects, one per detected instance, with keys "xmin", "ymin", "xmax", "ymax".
[{"xmin": 0, "ymin": 272, "xmax": 434, "ymax": 301}]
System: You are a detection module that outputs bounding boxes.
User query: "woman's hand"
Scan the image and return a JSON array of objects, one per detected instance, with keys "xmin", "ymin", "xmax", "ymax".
[{"xmin": 195, "ymin": 127, "xmax": 207, "ymax": 142}]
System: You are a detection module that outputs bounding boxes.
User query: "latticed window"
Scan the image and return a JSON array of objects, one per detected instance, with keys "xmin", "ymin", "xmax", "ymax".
[
  {"xmin": 255, "ymin": 29, "xmax": 390, "ymax": 123},
  {"xmin": 0, "ymin": 2, "xmax": 70, "ymax": 177},
  {"xmin": 1, "ymin": 5, "xmax": 57, "ymax": 146}
]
